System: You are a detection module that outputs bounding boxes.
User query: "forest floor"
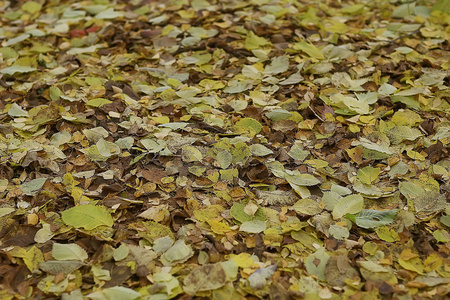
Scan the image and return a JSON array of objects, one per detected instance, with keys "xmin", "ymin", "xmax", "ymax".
[{"xmin": 0, "ymin": 0, "xmax": 449, "ymax": 299}]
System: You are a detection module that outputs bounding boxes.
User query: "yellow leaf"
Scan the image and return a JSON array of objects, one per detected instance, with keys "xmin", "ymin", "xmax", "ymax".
[
  {"xmin": 406, "ymin": 150, "xmax": 425, "ymax": 161},
  {"xmin": 208, "ymin": 220, "xmax": 232, "ymax": 235},
  {"xmin": 231, "ymin": 253, "xmax": 254, "ymax": 268},
  {"xmin": 375, "ymin": 226, "xmax": 400, "ymax": 242},
  {"xmin": 23, "ymin": 246, "xmax": 44, "ymax": 271}
]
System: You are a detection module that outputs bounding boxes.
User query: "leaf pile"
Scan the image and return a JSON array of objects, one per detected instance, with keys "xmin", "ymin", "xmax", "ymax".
[{"xmin": 0, "ymin": 0, "xmax": 449, "ymax": 299}]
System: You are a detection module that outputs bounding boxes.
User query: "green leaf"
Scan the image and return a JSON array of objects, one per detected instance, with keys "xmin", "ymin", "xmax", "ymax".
[
  {"xmin": 249, "ymin": 144, "xmax": 273, "ymax": 156},
  {"xmin": 265, "ymin": 109, "xmax": 291, "ymax": 121},
  {"xmin": 52, "ymin": 243, "xmax": 88, "ymax": 261},
  {"xmin": 432, "ymin": 0, "xmax": 450, "ymax": 13},
  {"xmin": 99, "ymin": 287, "xmax": 141, "ymax": 300},
  {"xmin": 288, "ymin": 144, "xmax": 310, "ymax": 161},
  {"xmin": 293, "ymin": 41, "xmax": 325, "ymax": 59},
  {"xmin": 234, "ymin": 118, "xmax": 262, "ymax": 137},
  {"xmin": 357, "ymin": 166, "xmax": 381, "ymax": 185},
  {"xmin": 161, "ymin": 240, "xmax": 194, "ymax": 266},
  {"xmin": 239, "ymin": 220, "xmax": 266, "ymax": 233},
  {"xmin": 223, "ymin": 80, "xmax": 252, "ymax": 94},
  {"xmin": 8, "ymin": 103, "xmax": 29, "ymax": 117},
  {"xmin": 216, "ymin": 150, "xmax": 232, "ymax": 169},
  {"xmin": 433, "ymin": 230, "xmax": 450, "ymax": 243},
  {"xmin": 392, "ymin": 2, "xmax": 416, "ymax": 18},
  {"xmin": 304, "ymin": 248, "xmax": 329, "ymax": 280},
  {"xmin": 182, "ymin": 145, "xmax": 203, "ymax": 162},
  {"xmin": 399, "ymin": 181, "xmax": 425, "ymax": 201},
  {"xmin": 21, "ymin": 1, "xmax": 42, "ymax": 13},
  {"xmin": 351, "ymin": 209, "xmax": 398, "ymax": 229},
  {"xmin": 95, "ymin": 8, "xmax": 124, "ymax": 19},
  {"xmin": 1, "ymin": 65, "xmax": 37, "ymax": 75},
  {"xmin": 263, "ymin": 56, "xmax": 289, "ymax": 75},
  {"xmin": 332, "ymin": 194, "xmax": 364, "ymax": 219},
  {"xmin": 115, "ymin": 136, "xmax": 134, "ymax": 149},
  {"xmin": 20, "ymin": 178, "xmax": 47, "ymax": 196},
  {"xmin": 285, "ymin": 173, "xmax": 321, "ymax": 186},
  {"xmin": 141, "ymin": 138, "xmax": 166, "ymax": 153},
  {"xmin": 329, "ymin": 224, "xmax": 350, "ymax": 240},
  {"xmin": 86, "ymin": 98, "xmax": 113, "ymax": 108},
  {"xmin": 96, "ymin": 138, "xmax": 121, "ymax": 157},
  {"xmin": 230, "ymin": 202, "xmax": 266, "ymax": 223},
  {"xmin": 244, "ymin": 31, "xmax": 272, "ymax": 50},
  {"xmin": 48, "ymin": 86, "xmax": 61, "ymax": 101},
  {"xmin": 61, "ymin": 204, "xmax": 113, "ymax": 230}
]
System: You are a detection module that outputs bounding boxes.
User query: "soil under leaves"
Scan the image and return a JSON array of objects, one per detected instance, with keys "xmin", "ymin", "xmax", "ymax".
[{"xmin": 0, "ymin": 0, "xmax": 449, "ymax": 299}]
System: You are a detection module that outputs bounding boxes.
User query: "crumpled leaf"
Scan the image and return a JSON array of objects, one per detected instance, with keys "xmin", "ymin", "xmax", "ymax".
[{"xmin": 248, "ymin": 265, "xmax": 277, "ymax": 289}]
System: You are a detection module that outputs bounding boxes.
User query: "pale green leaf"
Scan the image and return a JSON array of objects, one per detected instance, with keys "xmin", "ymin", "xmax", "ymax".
[
  {"xmin": 182, "ymin": 145, "xmax": 203, "ymax": 162},
  {"xmin": 52, "ymin": 243, "xmax": 88, "ymax": 261},
  {"xmin": 387, "ymin": 126, "xmax": 422, "ymax": 144},
  {"xmin": 8, "ymin": 103, "xmax": 29, "ymax": 117},
  {"xmin": 245, "ymin": 31, "xmax": 271, "ymax": 50},
  {"xmin": 352, "ymin": 209, "xmax": 398, "ymax": 229},
  {"xmin": 61, "ymin": 204, "xmax": 113, "ymax": 230},
  {"xmin": 288, "ymin": 144, "xmax": 310, "ymax": 161},
  {"xmin": 357, "ymin": 166, "xmax": 381, "ymax": 185},
  {"xmin": 249, "ymin": 144, "xmax": 273, "ymax": 156},
  {"xmin": 304, "ymin": 248, "xmax": 329, "ymax": 280},
  {"xmin": 293, "ymin": 41, "xmax": 325, "ymax": 59},
  {"xmin": 285, "ymin": 173, "xmax": 320, "ymax": 186},
  {"xmin": 161, "ymin": 240, "xmax": 194, "ymax": 266},
  {"xmin": 264, "ymin": 56, "xmax": 289, "ymax": 75},
  {"xmin": 216, "ymin": 150, "xmax": 232, "ymax": 169},
  {"xmin": 100, "ymin": 287, "xmax": 141, "ymax": 300},
  {"xmin": 332, "ymin": 194, "xmax": 364, "ymax": 219},
  {"xmin": 265, "ymin": 109, "xmax": 291, "ymax": 121},
  {"xmin": 95, "ymin": 8, "xmax": 124, "ymax": 19},
  {"xmin": 20, "ymin": 178, "xmax": 47, "ymax": 196},
  {"xmin": 0, "ymin": 65, "xmax": 37, "ymax": 75},
  {"xmin": 239, "ymin": 220, "xmax": 266, "ymax": 233},
  {"xmin": 86, "ymin": 98, "xmax": 112, "ymax": 108}
]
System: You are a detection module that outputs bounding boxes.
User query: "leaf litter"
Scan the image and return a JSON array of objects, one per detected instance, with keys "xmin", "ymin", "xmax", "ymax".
[{"xmin": 0, "ymin": 0, "xmax": 449, "ymax": 299}]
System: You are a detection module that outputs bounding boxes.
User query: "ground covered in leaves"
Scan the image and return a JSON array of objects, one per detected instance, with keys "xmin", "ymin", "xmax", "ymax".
[{"xmin": 0, "ymin": 0, "xmax": 449, "ymax": 299}]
